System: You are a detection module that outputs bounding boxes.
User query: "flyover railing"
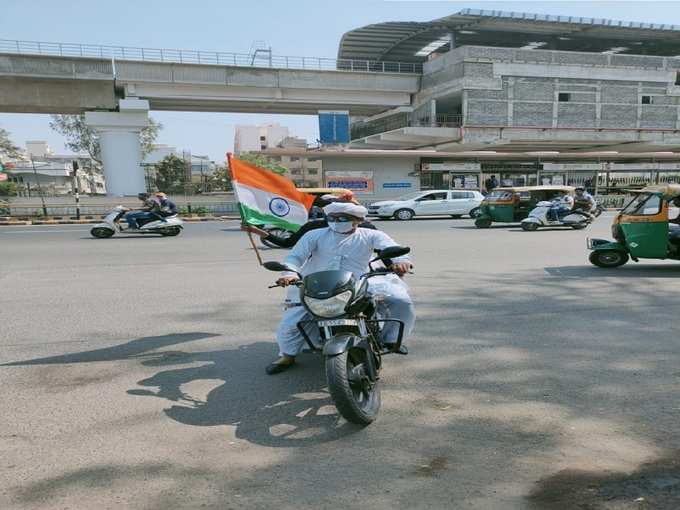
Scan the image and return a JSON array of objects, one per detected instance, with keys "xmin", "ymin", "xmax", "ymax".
[{"xmin": 0, "ymin": 39, "xmax": 422, "ymax": 74}]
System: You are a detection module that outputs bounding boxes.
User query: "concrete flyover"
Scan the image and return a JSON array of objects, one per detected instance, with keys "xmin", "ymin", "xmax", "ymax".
[
  {"xmin": 0, "ymin": 40, "xmax": 421, "ymax": 194},
  {"xmin": 0, "ymin": 47, "xmax": 420, "ymax": 115}
]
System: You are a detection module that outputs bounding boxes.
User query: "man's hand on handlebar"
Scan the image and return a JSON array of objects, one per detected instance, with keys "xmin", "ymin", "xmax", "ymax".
[
  {"xmin": 275, "ymin": 276, "xmax": 300, "ymax": 287},
  {"xmin": 390, "ymin": 262, "xmax": 413, "ymax": 276}
]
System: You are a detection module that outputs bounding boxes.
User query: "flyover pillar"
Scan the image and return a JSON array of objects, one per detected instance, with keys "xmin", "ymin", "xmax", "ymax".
[{"xmin": 85, "ymin": 99, "xmax": 149, "ymax": 196}]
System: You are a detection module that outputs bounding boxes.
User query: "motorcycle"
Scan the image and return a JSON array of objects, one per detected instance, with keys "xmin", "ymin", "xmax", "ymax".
[
  {"xmin": 90, "ymin": 206, "xmax": 184, "ymax": 238},
  {"xmin": 520, "ymin": 201, "xmax": 601, "ymax": 231},
  {"xmin": 263, "ymin": 245, "xmax": 410, "ymax": 425}
]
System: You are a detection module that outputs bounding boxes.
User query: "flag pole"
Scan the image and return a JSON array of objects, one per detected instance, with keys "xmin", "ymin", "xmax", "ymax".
[{"xmin": 228, "ymin": 152, "xmax": 264, "ymax": 266}]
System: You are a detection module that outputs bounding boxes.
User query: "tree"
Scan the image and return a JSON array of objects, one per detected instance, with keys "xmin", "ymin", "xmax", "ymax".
[
  {"xmin": 0, "ymin": 182, "xmax": 18, "ymax": 197},
  {"xmin": 0, "ymin": 128, "xmax": 20, "ymax": 161},
  {"xmin": 207, "ymin": 164, "xmax": 231, "ymax": 191},
  {"xmin": 237, "ymin": 153, "xmax": 288, "ymax": 176},
  {"xmin": 49, "ymin": 114, "xmax": 162, "ymax": 165},
  {"xmin": 153, "ymin": 154, "xmax": 187, "ymax": 194}
]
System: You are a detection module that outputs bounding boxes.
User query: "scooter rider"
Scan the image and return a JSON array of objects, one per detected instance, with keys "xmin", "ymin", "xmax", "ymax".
[
  {"xmin": 548, "ymin": 192, "xmax": 575, "ymax": 222},
  {"xmin": 574, "ymin": 187, "xmax": 597, "ymax": 219},
  {"xmin": 124, "ymin": 193, "xmax": 161, "ymax": 230},
  {"xmin": 265, "ymin": 201, "xmax": 415, "ymax": 375},
  {"xmin": 155, "ymin": 192, "xmax": 178, "ymax": 217}
]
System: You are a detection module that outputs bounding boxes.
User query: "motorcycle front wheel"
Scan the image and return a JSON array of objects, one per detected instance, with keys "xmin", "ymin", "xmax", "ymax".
[
  {"xmin": 90, "ymin": 227, "xmax": 114, "ymax": 238},
  {"xmin": 325, "ymin": 349, "xmax": 381, "ymax": 425}
]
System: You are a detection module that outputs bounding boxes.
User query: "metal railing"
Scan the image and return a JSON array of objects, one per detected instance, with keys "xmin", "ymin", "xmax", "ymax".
[
  {"xmin": 0, "ymin": 39, "xmax": 422, "ymax": 74},
  {"xmin": 351, "ymin": 113, "xmax": 463, "ymax": 139}
]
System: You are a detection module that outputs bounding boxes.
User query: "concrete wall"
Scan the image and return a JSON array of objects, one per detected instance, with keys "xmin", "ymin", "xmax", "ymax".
[
  {"xmin": 320, "ymin": 156, "xmax": 420, "ymax": 200},
  {"xmin": 420, "ymin": 45, "xmax": 680, "ymax": 132}
]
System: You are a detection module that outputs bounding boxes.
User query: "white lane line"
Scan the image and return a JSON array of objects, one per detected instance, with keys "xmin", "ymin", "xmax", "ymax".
[{"xmin": 0, "ymin": 229, "xmax": 90, "ymax": 234}]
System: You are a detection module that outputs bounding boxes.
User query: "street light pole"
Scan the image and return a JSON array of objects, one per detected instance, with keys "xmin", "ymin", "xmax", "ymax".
[{"xmin": 72, "ymin": 160, "xmax": 80, "ymax": 220}]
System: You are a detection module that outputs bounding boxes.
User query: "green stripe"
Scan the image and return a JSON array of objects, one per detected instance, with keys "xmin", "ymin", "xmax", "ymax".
[{"xmin": 240, "ymin": 204, "xmax": 304, "ymax": 232}]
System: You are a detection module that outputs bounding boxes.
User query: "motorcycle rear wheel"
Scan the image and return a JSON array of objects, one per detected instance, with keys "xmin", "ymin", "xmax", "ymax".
[
  {"xmin": 160, "ymin": 226, "xmax": 181, "ymax": 236},
  {"xmin": 325, "ymin": 349, "xmax": 381, "ymax": 425}
]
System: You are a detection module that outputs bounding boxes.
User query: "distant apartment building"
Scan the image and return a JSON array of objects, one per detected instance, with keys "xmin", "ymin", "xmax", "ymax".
[
  {"xmin": 268, "ymin": 137, "xmax": 323, "ymax": 187},
  {"xmin": 7, "ymin": 141, "xmax": 106, "ymax": 196},
  {"xmin": 234, "ymin": 124, "xmax": 289, "ymax": 155}
]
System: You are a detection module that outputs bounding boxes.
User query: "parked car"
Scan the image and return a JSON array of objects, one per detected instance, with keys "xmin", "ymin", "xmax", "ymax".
[{"xmin": 367, "ymin": 190, "xmax": 484, "ymax": 220}]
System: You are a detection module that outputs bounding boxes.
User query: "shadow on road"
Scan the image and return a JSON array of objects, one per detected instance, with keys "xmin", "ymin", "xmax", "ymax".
[
  {"xmin": 3, "ymin": 333, "xmax": 358, "ymax": 447},
  {"xmin": 2, "ymin": 332, "xmax": 219, "ymax": 366},
  {"xmin": 527, "ymin": 452, "xmax": 680, "ymax": 509},
  {"xmin": 544, "ymin": 265, "xmax": 680, "ymax": 278},
  {"xmin": 127, "ymin": 342, "xmax": 358, "ymax": 447}
]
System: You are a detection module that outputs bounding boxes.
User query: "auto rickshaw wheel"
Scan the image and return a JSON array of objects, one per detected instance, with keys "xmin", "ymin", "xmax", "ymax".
[
  {"xmin": 521, "ymin": 222, "xmax": 539, "ymax": 231},
  {"xmin": 589, "ymin": 250, "xmax": 629, "ymax": 268},
  {"xmin": 469, "ymin": 207, "xmax": 481, "ymax": 218},
  {"xmin": 474, "ymin": 218, "xmax": 492, "ymax": 228}
]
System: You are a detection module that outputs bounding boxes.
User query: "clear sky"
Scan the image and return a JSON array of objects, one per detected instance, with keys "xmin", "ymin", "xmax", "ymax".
[{"xmin": 1, "ymin": 1, "xmax": 679, "ymax": 162}]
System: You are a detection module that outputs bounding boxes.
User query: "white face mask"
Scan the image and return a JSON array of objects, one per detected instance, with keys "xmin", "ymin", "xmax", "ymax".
[{"xmin": 328, "ymin": 221, "xmax": 355, "ymax": 234}]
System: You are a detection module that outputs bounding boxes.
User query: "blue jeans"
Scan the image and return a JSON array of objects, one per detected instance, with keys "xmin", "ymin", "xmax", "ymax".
[
  {"xmin": 125, "ymin": 211, "xmax": 155, "ymax": 229},
  {"xmin": 549, "ymin": 205, "xmax": 570, "ymax": 221}
]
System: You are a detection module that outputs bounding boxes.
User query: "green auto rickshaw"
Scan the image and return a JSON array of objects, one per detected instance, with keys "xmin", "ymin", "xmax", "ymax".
[
  {"xmin": 588, "ymin": 184, "xmax": 680, "ymax": 268},
  {"xmin": 474, "ymin": 186, "xmax": 575, "ymax": 228}
]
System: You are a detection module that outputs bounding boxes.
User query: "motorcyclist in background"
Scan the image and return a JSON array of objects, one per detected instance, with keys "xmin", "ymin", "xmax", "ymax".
[
  {"xmin": 124, "ymin": 193, "xmax": 161, "ymax": 230},
  {"xmin": 548, "ymin": 191, "xmax": 575, "ymax": 222},
  {"xmin": 573, "ymin": 186, "xmax": 597, "ymax": 220}
]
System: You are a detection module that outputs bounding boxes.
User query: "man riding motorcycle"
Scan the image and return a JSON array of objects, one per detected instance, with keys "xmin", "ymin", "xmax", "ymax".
[
  {"xmin": 265, "ymin": 201, "xmax": 415, "ymax": 375},
  {"xmin": 573, "ymin": 186, "xmax": 597, "ymax": 220},
  {"xmin": 124, "ymin": 193, "xmax": 161, "ymax": 230}
]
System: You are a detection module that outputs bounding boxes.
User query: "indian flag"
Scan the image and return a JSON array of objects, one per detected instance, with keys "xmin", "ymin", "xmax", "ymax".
[{"xmin": 229, "ymin": 154, "xmax": 315, "ymax": 232}]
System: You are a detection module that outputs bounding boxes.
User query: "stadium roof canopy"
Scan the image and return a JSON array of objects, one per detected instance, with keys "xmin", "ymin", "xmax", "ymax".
[{"xmin": 338, "ymin": 8, "xmax": 680, "ymax": 63}]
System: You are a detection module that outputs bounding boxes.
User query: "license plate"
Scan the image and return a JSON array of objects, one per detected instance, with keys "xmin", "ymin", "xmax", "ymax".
[{"xmin": 317, "ymin": 319, "xmax": 358, "ymax": 327}]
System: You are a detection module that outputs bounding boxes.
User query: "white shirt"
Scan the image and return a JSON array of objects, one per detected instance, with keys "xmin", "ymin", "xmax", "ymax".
[{"xmin": 282, "ymin": 227, "xmax": 410, "ymax": 303}]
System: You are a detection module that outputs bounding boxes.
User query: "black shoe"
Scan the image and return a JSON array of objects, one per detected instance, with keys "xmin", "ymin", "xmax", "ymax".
[
  {"xmin": 265, "ymin": 359, "xmax": 295, "ymax": 375},
  {"xmin": 384, "ymin": 344, "xmax": 408, "ymax": 355}
]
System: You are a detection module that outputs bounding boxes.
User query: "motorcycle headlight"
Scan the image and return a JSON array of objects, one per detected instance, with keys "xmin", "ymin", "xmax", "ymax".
[{"xmin": 304, "ymin": 290, "xmax": 353, "ymax": 318}]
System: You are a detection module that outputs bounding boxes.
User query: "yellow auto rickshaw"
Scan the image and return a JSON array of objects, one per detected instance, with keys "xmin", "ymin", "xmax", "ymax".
[
  {"xmin": 588, "ymin": 184, "xmax": 680, "ymax": 268},
  {"xmin": 474, "ymin": 186, "xmax": 575, "ymax": 228}
]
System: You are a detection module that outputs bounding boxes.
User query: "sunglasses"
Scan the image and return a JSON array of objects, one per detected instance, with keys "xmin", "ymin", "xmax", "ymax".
[{"xmin": 327, "ymin": 215, "xmax": 356, "ymax": 223}]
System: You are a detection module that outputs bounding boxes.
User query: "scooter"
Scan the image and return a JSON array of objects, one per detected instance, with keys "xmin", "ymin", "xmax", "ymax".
[
  {"xmin": 90, "ymin": 206, "xmax": 184, "ymax": 238},
  {"xmin": 520, "ymin": 201, "xmax": 596, "ymax": 231}
]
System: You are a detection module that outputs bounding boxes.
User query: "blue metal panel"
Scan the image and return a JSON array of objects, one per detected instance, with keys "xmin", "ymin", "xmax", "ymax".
[{"xmin": 318, "ymin": 111, "xmax": 350, "ymax": 144}]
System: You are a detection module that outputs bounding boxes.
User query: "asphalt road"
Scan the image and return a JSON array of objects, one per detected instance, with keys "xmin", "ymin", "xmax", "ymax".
[{"xmin": 2, "ymin": 216, "xmax": 680, "ymax": 510}]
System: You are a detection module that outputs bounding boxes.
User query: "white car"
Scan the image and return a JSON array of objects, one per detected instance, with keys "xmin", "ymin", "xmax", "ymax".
[{"xmin": 367, "ymin": 190, "xmax": 484, "ymax": 220}]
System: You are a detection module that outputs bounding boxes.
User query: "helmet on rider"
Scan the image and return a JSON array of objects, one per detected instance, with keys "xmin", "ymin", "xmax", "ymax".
[
  {"xmin": 575, "ymin": 187, "xmax": 585, "ymax": 194},
  {"xmin": 137, "ymin": 192, "xmax": 149, "ymax": 200}
]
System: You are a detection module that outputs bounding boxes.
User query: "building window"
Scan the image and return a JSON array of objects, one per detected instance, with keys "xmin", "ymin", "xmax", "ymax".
[
  {"xmin": 259, "ymin": 136, "xmax": 266, "ymax": 141},
  {"xmin": 558, "ymin": 93, "xmax": 570, "ymax": 102},
  {"xmin": 290, "ymin": 157, "xmax": 299, "ymax": 162},
  {"xmin": 641, "ymin": 95, "xmax": 651, "ymax": 104},
  {"xmin": 260, "ymin": 145, "xmax": 267, "ymax": 150},
  {"xmin": 676, "ymin": 72, "xmax": 680, "ymax": 86},
  {"xmin": 308, "ymin": 169, "xmax": 318, "ymax": 175}
]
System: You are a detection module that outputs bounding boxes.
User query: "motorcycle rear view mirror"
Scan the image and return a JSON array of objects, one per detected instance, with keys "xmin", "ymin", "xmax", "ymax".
[
  {"xmin": 374, "ymin": 246, "xmax": 410, "ymax": 261},
  {"xmin": 263, "ymin": 261, "xmax": 301, "ymax": 276}
]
